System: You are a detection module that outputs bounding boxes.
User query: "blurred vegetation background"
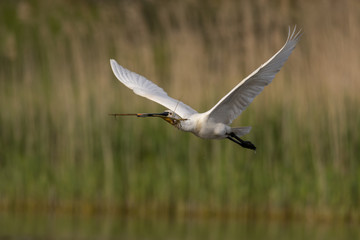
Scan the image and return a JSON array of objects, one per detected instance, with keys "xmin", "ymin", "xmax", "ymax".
[{"xmin": 1, "ymin": 0, "xmax": 360, "ymax": 221}]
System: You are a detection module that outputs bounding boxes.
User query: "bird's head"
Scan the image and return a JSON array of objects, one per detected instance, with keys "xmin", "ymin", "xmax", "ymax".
[{"xmin": 137, "ymin": 110, "xmax": 186, "ymax": 128}]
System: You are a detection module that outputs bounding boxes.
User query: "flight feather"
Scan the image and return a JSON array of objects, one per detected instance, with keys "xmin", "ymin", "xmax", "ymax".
[
  {"xmin": 206, "ymin": 27, "xmax": 302, "ymax": 124},
  {"xmin": 110, "ymin": 59, "xmax": 198, "ymax": 118}
]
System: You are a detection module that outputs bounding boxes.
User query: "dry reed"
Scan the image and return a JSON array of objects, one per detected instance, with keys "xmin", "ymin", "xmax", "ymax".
[{"xmin": 0, "ymin": 0, "xmax": 359, "ymax": 221}]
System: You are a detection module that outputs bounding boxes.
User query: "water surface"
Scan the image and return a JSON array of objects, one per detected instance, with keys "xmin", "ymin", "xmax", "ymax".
[{"xmin": 0, "ymin": 213, "xmax": 359, "ymax": 240}]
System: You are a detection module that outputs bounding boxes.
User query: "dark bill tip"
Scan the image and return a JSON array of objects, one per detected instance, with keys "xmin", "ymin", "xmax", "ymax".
[{"xmin": 137, "ymin": 112, "xmax": 168, "ymax": 117}]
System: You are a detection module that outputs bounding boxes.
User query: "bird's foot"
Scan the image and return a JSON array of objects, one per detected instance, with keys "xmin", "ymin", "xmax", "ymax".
[
  {"xmin": 227, "ymin": 133, "xmax": 257, "ymax": 151},
  {"xmin": 242, "ymin": 141, "xmax": 256, "ymax": 151}
]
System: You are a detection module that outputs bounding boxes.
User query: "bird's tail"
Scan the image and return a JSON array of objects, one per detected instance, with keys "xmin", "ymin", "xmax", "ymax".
[{"xmin": 231, "ymin": 126, "xmax": 252, "ymax": 137}]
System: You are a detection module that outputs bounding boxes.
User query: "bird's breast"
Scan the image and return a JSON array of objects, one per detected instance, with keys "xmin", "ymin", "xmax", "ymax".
[{"xmin": 192, "ymin": 116, "xmax": 229, "ymax": 139}]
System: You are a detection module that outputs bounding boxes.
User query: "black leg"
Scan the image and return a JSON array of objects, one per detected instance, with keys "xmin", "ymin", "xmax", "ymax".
[
  {"xmin": 227, "ymin": 136, "xmax": 242, "ymax": 146},
  {"xmin": 228, "ymin": 133, "xmax": 256, "ymax": 150}
]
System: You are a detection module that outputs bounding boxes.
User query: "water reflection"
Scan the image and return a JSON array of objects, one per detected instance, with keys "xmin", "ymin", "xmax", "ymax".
[{"xmin": 0, "ymin": 213, "xmax": 359, "ymax": 240}]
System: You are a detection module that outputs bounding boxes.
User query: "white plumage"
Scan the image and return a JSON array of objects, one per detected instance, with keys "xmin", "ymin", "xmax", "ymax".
[
  {"xmin": 110, "ymin": 59, "xmax": 197, "ymax": 119},
  {"xmin": 110, "ymin": 27, "xmax": 302, "ymax": 150}
]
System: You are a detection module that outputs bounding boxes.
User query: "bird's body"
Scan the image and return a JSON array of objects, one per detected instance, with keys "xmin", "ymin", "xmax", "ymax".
[
  {"xmin": 110, "ymin": 27, "xmax": 302, "ymax": 150},
  {"xmin": 171, "ymin": 113, "xmax": 232, "ymax": 139}
]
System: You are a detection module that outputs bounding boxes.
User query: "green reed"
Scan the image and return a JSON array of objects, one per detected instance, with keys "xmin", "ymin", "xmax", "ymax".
[{"xmin": 0, "ymin": 0, "xmax": 359, "ymax": 220}]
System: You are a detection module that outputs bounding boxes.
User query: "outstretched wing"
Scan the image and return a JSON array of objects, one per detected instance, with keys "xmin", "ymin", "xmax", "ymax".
[
  {"xmin": 206, "ymin": 27, "xmax": 302, "ymax": 124},
  {"xmin": 110, "ymin": 59, "xmax": 198, "ymax": 118}
]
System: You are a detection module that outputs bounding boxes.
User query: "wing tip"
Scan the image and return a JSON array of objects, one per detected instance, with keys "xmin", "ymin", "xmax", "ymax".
[
  {"xmin": 110, "ymin": 59, "xmax": 117, "ymax": 68},
  {"xmin": 110, "ymin": 59, "xmax": 128, "ymax": 84},
  {"xmin": 287, "ymin": 25, "xmax": 303, "ymax": 43}
]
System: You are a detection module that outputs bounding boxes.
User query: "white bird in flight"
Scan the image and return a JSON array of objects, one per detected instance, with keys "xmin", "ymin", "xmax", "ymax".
[{"xmin": 110, "ymin": 27, "xmax": 302, "ymax": 150}]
